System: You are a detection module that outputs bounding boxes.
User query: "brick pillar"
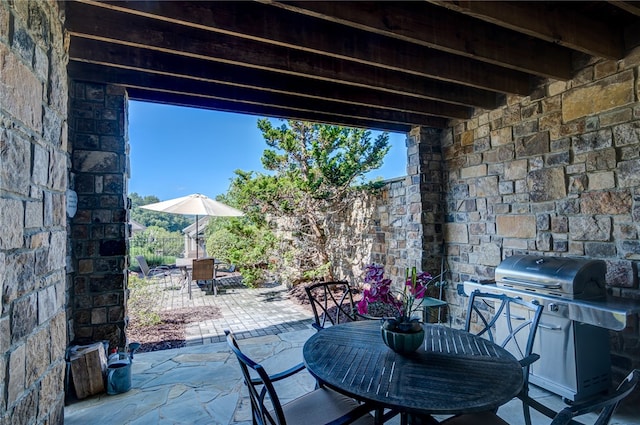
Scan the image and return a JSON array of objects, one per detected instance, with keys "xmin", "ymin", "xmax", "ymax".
[{"xmin": 68, "ymin": 82, "xmax": 129, "ymax": 349}]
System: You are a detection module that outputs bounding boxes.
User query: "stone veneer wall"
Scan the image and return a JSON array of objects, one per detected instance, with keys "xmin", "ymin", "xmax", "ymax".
[
  {"xmin": 274, "ymin": 130, "xmax": 439, "ymax": 288},
  {"xmin": 362, "ymin": 128, "xmax": 445, "ymax": 286},
  {"xmin": 315, "ymin": 129, "xmax": 445, "ymax": 289},
  {"xmin": 0, "ymin": 1, "xmax": 67, "ymax": 423},
  {"xmin": 440, "ymin": 48, "xmax": 640, "ymax": 373},
  {"xmin": 67, "ymin": 82, "xmax": 130, "ymax": 350}
]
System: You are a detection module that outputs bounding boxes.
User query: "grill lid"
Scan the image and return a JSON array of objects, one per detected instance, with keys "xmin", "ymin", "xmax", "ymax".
[{"xmin": 495, "ymin": 255, "xmax": 607, "ymax": 299}]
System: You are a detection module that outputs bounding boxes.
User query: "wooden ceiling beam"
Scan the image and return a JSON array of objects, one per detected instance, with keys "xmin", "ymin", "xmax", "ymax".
[
  {"xmin": 427, "ymin": 0, "xmax": 624, "ymax": 60},
  {"xmin": 125, "ymin": 87, "xmax": 417, "ymax": 133},
  {"xmin": 87, "ymin": 0, "xmax": 533, "ymax": 93},
  {"xmin": 608, "ymin": 1, "xmax": 640, "ymax": 17},
  {"xmin": 68, "ymin": 61, "xmax": 448, "ymax": 128},
  {"xmin": 264, "ymin": 0, "xmax": 574, "ymax": 80},
  {"xmin": 68, "ymin": 37, "xmax": 478, "ymax": 117},
  {"xmin": 66, "ymin": 1, "xmax": 527, "ymax": 95},
  {"xmin": 68, "ymin": 35, "xmax": 497, "ymax": 111}
]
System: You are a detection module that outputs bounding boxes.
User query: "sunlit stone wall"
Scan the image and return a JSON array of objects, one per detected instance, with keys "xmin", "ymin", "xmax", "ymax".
[
  {"xmin": 440, "ymin": 49, "xmax": 640, "ymax": 377},
  {"xmin": 0, "ymin": 1, "xmax": 67, "ymax": 423}
]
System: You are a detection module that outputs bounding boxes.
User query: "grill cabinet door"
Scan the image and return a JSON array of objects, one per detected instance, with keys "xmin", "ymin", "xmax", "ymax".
[{"xmin": 531, "ymin": 311, "xmax": 577, "ymax": 399}]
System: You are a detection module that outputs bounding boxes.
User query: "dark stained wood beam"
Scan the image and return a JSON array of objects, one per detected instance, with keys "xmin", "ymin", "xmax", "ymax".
[
  {"xmin": 86, "ymin": 0, "xmax": 533, "ymax": 93},
  {"xmin": 608, "ymin": 1, "xmax": 640, "ymax": 17},
  {"xmin": 264, "ymin": 0, "xmax": 574, "ymax": 80},
  {"xmin": 68, "ymin": 35, "xmax": 498, "ymax": 111},
  {"xmin": 66, "ymin": 1, "xmax": 527, "ymax": 95},
  {"xmin": 125, "ymin": 87, "xmax": 417, "ymax": 133},
  {"xmin": 68, "ymin": 61, "xmax": 448, "ymax": 128},
  {"xmin": 427, "ymin": 0, "xmax": 624, "ymax": 60},
  {"xmin": 68, "ymin": 37, "xmax": 478, "ymax": 117}
]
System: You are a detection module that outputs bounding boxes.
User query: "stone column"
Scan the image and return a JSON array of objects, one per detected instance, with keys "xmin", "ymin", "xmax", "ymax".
[
  {"xmin": 1, "ymin": 1, "xmax": 67, "ymax": 423},
  {"xmin": 68, "ymin": 82, "xmax": 129, "ymax": 349},
  {"xmin": 407, "ymin": 127, "xmax": 445, "ymax": 276}
]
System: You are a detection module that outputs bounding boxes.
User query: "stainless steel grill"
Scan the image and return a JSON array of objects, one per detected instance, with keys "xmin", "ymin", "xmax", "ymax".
[
  {"xmin": 468, "ymin": 255, "xmax": 618, "ymax": 402},
  {"xmin": 495, "ymin": 254, "xmax": 607, "ymax": 299}
]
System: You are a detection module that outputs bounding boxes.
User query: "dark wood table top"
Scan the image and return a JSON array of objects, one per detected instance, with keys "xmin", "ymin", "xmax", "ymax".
[{"xmin": 303, "ymin": 320, "xmax": 524, "ymax": 417}]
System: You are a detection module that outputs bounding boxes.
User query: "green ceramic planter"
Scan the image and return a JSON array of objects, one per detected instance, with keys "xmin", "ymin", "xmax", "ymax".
[{"xmin": 380, "ymin": 321, "xmax": 425, "ymax": 354}]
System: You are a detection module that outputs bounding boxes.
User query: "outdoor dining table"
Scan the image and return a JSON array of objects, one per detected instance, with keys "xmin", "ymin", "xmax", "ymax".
[{"xmin": 303, "ymin": 320, "xmax": 524, "ymax": 425}]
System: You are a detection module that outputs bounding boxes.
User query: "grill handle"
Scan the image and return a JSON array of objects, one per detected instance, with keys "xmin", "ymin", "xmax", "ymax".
[
  {"xmin": 537, "ymin": 322, "xmax": 562, "ymax": 331},
  {"xmin": 501, "ymin": 277, "xmax": 562, "ymax": 289},
  {"xmin": 502, "ymin": 313, "xmax": 527, "ymax": 320}
]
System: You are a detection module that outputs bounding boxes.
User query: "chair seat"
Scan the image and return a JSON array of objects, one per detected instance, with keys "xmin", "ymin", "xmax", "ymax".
[
  {"xmin": 282, "ymin": 387, "xmax": 374, "ymax": 425},
  {"xmin": 439, "ymin": 411, "xmax": 509, "ymax": 425}
]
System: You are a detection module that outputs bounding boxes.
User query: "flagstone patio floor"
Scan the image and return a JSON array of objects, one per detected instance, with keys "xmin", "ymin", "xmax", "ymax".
[{"xmin": 64, "ymin": 275, "xmax": 639, "ymax": 425}]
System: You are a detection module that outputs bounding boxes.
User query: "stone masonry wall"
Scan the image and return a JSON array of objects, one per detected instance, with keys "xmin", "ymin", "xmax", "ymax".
[
  {"xmin": 440, "ymin": 48, "xmax": 640, "ymax": 373},
  {"xmin": 274, "ymin": 131, "xmax": 438, "ymax": 289},
  {"xmin": 320, "ymin": 129, "xmax": 445, "ymax": 290},
  {"xmin": 0, "ymin": 1, "xmax": 67, "ymax": 423},
  {"xmin": 68, "ymin": 82, "xmax": 129, "ymax": 350},
  {"xmin": 274, "ymin": 178, "xmax": 408, "ymax": 287},
  {"xmin": 364, "ymin": 128, "xmax": 445, "ymax": 287}
]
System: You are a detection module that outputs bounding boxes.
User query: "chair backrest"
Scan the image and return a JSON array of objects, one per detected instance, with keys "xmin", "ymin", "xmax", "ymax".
[
  {"xmin": 550, "ymin": 369, "xmax": 639, "ymax": 425},
  {"xmin": 192, "ymin": 258, "xmax": 215, "ymax": 280},
  {"xmin": 465, "ymin": 290, "xmax": 544, "ymax": 363},
  {"xmin": 304, "ymin": 281, "xmax": 358, "ymax": 330},
  {"xmin": 225, "ymin": 330, "xmax": 287, "ymax": 425},
  {"xmin": 135, "ymin": 255, "xmax": 151, "ymax": 277},
  {"xmin": 466, "ymin": 290, "xmax": 545, "ymax": 425}
]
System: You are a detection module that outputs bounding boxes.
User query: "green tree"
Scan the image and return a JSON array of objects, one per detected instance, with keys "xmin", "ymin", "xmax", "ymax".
[
  {"xmin": 229, "ymin": 120, "xmax": 389, "ymax": 283},
  {"xmin": 205, "ymin": 216, "xmax": 276, "ymax": 287},
  {"xmin": 129, "ymin": 192, "xmax": 192, "ymax": 232}
]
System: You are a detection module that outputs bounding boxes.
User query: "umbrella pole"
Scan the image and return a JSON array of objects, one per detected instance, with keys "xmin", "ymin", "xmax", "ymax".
[{"xmin": 195, "ymin": 215, "xmax": 199, "ymax": 259}]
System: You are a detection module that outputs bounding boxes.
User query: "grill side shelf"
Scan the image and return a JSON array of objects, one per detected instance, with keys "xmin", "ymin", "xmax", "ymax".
[{"xmin": 461, "ymin": 282, "xmax": 640, "ymax": 331}]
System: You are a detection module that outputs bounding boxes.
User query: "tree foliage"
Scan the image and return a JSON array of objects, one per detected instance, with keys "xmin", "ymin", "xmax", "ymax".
[
  {"xmin": 225, "ymin": 120, "xmax": 390, "ymax": 284},
  {"xmin": 129, "ymin": 192, "xmax": 192, "ymax": 232},
  {"xmin": 205, "ymin": 217, "xmax": 276, "ymax": 287}
]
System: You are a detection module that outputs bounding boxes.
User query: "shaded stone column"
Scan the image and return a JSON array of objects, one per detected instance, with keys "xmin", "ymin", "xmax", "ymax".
[
  {"xmin": 68, "ymin": 82, "xmax": 129, "ymax": 349},
  {"xmin": 407, "ymin": 127, "xmax": 445, "ymax": 276}
]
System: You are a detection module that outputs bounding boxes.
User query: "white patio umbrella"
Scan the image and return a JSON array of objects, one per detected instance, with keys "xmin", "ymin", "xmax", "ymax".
[{"xmin": 139, "ymin": 193, "xmax": 244, "ymax": 258}]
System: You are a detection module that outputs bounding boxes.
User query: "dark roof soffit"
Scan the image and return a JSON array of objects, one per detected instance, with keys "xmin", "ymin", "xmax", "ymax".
[{"xmin": 65, "ymin": 0, "xmax": 640, "ymax": 133}]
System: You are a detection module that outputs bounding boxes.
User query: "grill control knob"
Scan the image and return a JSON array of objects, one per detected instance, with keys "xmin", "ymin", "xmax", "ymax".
[{"xmin": 548, "ymin": 303, "xmax": 559, "ymax": 312}]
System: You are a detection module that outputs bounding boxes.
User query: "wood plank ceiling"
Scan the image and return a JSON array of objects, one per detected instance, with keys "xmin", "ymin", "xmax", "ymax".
[{"xmin": 64, "ymin": 1, "xmax": 640, "ymax": 133}]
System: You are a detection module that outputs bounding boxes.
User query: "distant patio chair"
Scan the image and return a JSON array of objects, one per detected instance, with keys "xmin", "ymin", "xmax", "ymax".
[{"xmin": 135, "ymin": 255, "xmax": 171, "ymax": 285}]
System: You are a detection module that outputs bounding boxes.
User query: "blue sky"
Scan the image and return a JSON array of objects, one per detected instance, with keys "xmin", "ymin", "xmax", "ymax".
[{"xmin": 128, "ymin": 100, "xmax": 408, "ymax": 201}]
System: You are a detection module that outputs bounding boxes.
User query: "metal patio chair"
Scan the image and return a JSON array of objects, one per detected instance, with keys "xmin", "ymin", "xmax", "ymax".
[
  {"xmin": 135, "ymin": 255, "xmax": 172, "ymax": 285},
  {"xmin": 225, "ymin": 330, "xmax": 375, "ymax": 425},
  {"xmin": 440, "ymin": 290, "xmax": 544, "ymax": 425},
  {"xmin": 304, "ymin": 281, "xmax": 360, "ymax": 331},
  {"xmin": 442, "ymin": 369, "xmax": 639, "ymax": 425}
]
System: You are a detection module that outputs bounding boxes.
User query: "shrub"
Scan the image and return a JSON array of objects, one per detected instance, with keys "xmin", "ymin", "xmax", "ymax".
[{"xmin": 127, "ymin": 274, "xmax": 161, "ymax": 326}]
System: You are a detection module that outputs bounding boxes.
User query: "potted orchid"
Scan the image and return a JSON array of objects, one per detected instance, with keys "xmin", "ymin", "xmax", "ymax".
[{"xmin": 357, "ymin": 263, "xmax": 444, "ymax": 352}]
